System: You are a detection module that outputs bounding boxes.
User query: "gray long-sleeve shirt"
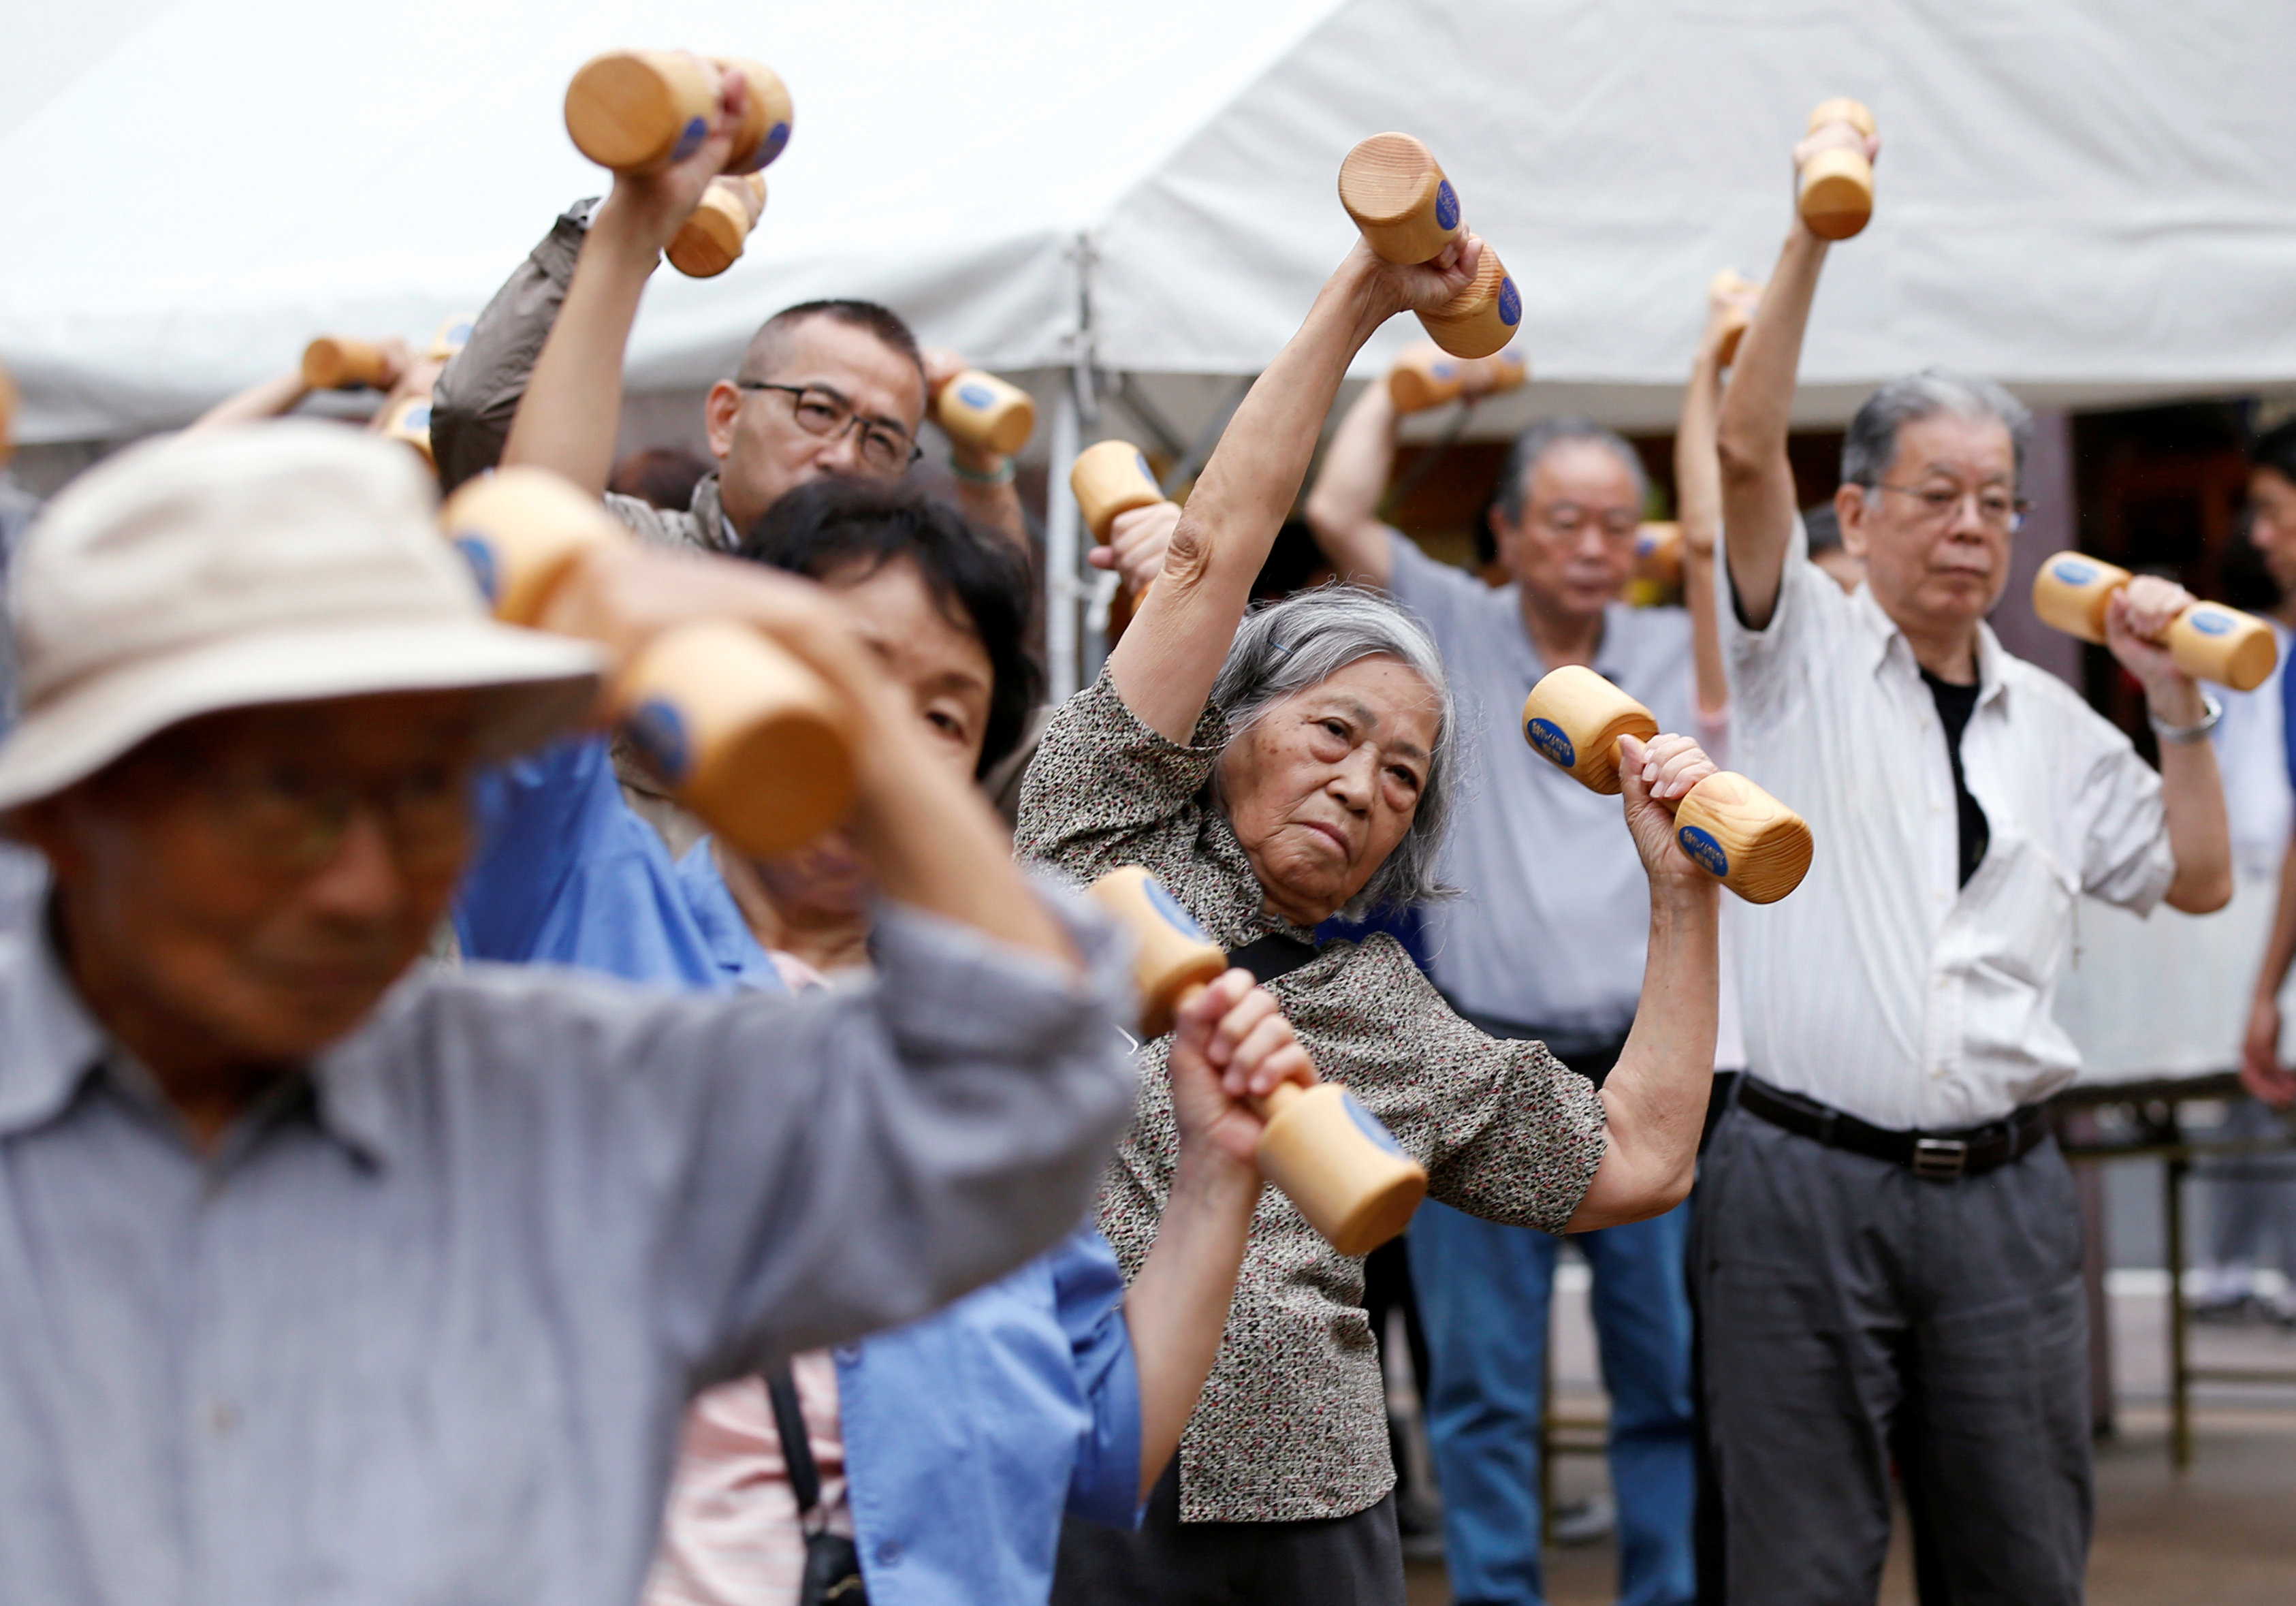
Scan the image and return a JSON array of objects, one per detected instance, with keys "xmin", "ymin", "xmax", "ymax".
[{"xmin": 0, "ymin": 879, "xmax": 1136, "ymax": 1605}]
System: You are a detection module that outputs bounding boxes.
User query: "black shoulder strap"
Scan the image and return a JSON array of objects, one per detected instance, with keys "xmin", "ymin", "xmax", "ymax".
[
  {"xmin": 1227, "ymin": 932, "xmax": 1325, "ymax": 986},
  {"xmin": 765, "ymin": 1365, "xmax": 823, "ymax": 1522}
]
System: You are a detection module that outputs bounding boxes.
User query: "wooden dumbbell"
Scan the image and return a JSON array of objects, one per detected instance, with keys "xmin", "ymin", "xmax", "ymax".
[
  {"xmin": 2031, "ymin": 552, "xmax": 2279, "ymax": 691},
  {"xmin": 302, "ymin": 337, "xmax": 392, "ymax": 391},
  {"xmin": 669, "ymin": 172, "xmax": 768, "ymax": 279},
  {"xmin": 1388, "ymin": 343, "xmax": 1528, "ymax": 415},
  {"xmin": 378, "ymin": 396, "xmax": 434, "ymax": 467},
  {"xmin": 427, "ymin": 315, "xmax": 476, "ymax": 364},
  {"xmin": 1070, "ymin": 439, "xmax": 1170, "ymax": 541},
  {"xmin": 564, "ymin": 51, "xmax": 793, "ymax": 176},
  {"xmin": 1633, "ymin": 522, "xmax": 1683, "ymax": 587},
  {"xmin": 440, "ymin": 467, "xmax": 855, "ymax": 853},
  {"xmin": 1339, "ymin": 132, "xmax": 1520, "ymax": 360},
  {"xmin": 936, "ymin": 371, "xmax": 1036, "ymax": 456},
  {"xmin": 1709, "ymin": 268, "xmax": 1760, "ymax": 366},
  {"xmin": 1799, "ymin": 98, "xmax": 1877, "ymax": 241},
  {"xmin": 1520, "ymin": 665, "xmax": 1813, "ymax": 903},
  {"xmin": 1087, "ymin": 866, "xmax": 1428, "ymax": 1256}
]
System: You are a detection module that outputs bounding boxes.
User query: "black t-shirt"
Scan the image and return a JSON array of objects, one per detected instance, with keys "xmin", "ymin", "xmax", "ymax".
[{"xmin": 1921, "ymin": 667, "xmax": 1990, "ymax": 887}]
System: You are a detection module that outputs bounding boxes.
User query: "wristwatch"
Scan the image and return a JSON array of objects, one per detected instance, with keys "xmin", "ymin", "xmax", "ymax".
[{"xmin": 2150, "ymin": 690, "xmax": 2223, "ymax": 745}]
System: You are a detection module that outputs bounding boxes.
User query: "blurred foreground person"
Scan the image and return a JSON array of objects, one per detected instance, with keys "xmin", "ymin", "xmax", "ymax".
[
  {"xmin": 0, "ymin": 424, "xmax": 1138, "ymax": 1605},
  {"xmin": 1029, "ymin": 232, "xmax": 1725, "ymax": 1606},
  {"xmin": 1704, "ymin": 123, "xmax": 2231, "ymax": 1604}
]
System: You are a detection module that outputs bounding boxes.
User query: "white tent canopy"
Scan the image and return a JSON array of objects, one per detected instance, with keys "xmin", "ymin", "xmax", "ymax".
[{"xmin": 8, "ymin": 0, "xmax": 2296, "ymax": 447}]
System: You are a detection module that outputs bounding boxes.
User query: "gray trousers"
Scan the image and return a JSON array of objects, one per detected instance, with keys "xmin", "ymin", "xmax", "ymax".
[{"xmin": 1693, "ymin": 1105, "xmax": 2090, "ymax": 1605}]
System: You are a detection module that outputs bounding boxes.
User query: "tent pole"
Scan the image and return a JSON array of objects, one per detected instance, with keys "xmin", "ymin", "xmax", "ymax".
[{"xmin": 1043, "ymin": 232, "xmax": 1098, "ymax": 702}]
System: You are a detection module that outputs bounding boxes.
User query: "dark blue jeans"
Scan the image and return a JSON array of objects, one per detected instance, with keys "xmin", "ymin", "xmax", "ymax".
[{"xmin": 1410, "ymin": 1197, "xmax": 1696, "ymax": 1606}]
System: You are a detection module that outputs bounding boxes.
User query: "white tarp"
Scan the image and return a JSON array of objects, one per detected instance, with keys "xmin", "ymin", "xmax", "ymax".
[{"xmin": 7, "ymin": 0, "xmax": 2296, "ymax": 444}]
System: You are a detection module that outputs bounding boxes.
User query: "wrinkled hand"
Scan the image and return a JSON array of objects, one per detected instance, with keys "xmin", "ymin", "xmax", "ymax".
[
  {"xmin": 1706, "ymin": 272, "xmax": 1759, "ymax": 341},
  {"xmin": 1169, "ymin": 969, "xmax": 1319, "ymax": 1171},
  {"xmin": 1350, "ymin": 231, "xmax": 1486, "ymax": 323},
  {"xmin": 2103, "ymin": 576, "xmax": 2200, "ymax": 712},
  {"xmin": 1617, "ymin": 732, "xmax": 1722, "ymax": 886},
  {"xmin": 372, "ymin": 336, "xmax": 417, "ymax": 394},
  {"xmin": 919, "ymin": 347, "xmax": 968, "ymax": 400},
  {"xmin": 2242, "ymin": 995, "xmax": 2296, "ymax": 1107},
  {"xmin": 596, "ymin": 59, "xmax": 752, "ymax": 255},
  {"xmin": 1087, "ymin": 499, "xmax": 1180, "ymax": 595}
]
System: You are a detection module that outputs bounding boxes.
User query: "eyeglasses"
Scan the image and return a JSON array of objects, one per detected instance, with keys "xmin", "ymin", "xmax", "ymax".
[
  {"xmin": 182, "ymin": 759, "xmax": 473, "ymax": 877},
  {"xmin": 735, "ymin": 381, "xmax": 923, "ymax": 474},
  {"xmin": 1869, "ymin": 482, "xmax": 2030, "ymax": 533}
]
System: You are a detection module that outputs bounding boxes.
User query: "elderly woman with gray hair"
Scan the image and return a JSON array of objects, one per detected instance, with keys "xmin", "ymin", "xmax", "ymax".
[{"xmin": 1025, "ymin": 234, "xmax": 1725, "ymax": 1606}]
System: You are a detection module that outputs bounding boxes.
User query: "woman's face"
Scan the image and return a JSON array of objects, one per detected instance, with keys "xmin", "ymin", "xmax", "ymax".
[
  {"xmin": 1216, "ymin": 655, "xmax": 1440, "ymax": 928},
  {"xmin": 752, "ymin": 554, "xmax": 995, "ymax": 922}
]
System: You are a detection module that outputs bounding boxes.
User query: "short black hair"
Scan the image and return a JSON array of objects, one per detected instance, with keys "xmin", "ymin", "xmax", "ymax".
[
  {"xmin": 742, "ymin": 479, "xmax": 1041, "ymax": 777},
  {"xmin": 2252, "ymin": 416, "xmax": 2296, "ymax": 487},
  {"xmin": 741, "ymin": 300, "xmax": 928, "ymax": 404}
]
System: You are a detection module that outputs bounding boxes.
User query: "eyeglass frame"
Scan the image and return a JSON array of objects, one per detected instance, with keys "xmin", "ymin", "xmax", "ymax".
[
  {"xmin": 1864, "ymin": 480, "xmax": 2031, "ymax": 533},
  {"xmin": 733, "ymin": 379, "xmax": 925, "ymax": 470}
]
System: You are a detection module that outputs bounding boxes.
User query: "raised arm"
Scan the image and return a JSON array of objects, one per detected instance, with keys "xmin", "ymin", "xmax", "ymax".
[
  {"xmin": 1716, "ymin": 124, "xmax": 1877, "ymax": 628},
  {"xmin": 1678, "ymin": 279, "xmax": 1756, "ymax": 718},
  {"xmin": 500, "ymin": 76, "xmax": 754, "ymax": 497},
  {"xmin": 1301, "ymin": 379, "xmax": 1403, "ymax": 589},
  {"xmin": 1108, "ymin": 238, "xmax": 1480, "ymax": 741},
  {"xmin": 2105, "ymin": 578, "xmax": 2232, "ymax": 916}
]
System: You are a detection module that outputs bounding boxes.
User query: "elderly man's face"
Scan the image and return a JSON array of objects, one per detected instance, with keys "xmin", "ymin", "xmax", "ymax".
[
  {"xmin": 16, "ymin": 691, "xmax": 483, "ymax": 1079},
  {"xmin": 705, "ymin": 317, "xmax": 929, "ymax": 537},
  {"xmin": 1216, "ymin": 655, "xmax": 1440, "ymax": 928},
  {"xmin": 1836, "ymin": 412, "xmax": 2019, "ymax": 642},
  {"xmin": 1490, "ymin": 441, "xmax": 1643, "ymax": 620}
]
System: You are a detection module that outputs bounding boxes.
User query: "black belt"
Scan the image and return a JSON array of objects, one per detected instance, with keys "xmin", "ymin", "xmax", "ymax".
[{"xmin": 1736, "ymin": 1076, "xmax": 2049, "ymax": 1181}]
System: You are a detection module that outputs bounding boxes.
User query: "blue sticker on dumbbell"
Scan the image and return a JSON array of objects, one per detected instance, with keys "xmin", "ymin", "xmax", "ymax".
[
  {"xmin": 628, "ymin": 699, "xmax": 693, "ymax": 785},
  {"xmin": 1435, "ymin": 179, "xmax": 1460, "ymax": 230},
  {"xmin": 761, "ymin": 120, "xmax": 790, "ymax": 166},
  {"xmin": 1525, "ymin": 717, "xmax": 1576, "ymax": 768},
  {"xmin": 2052, "ymin": 557, "xmax": 2098, "ymax": 585},
  {"xmin": 1135, "ymin": 452, "xmax": 1155, "ymax": 484},
  {"xmin": 2190, "ymin": 609, "xmax": 2232, "ymax": 635},
  {"xmin": 957, "ymin": 382, "xmax": 995, "ymax": 410},
  {"xmin": 1144, "ymin": 877, "xmax": 1209, "ymax": 940},
  {"xmin": 1678, "ymin": 825, "xmax": 1729, "ymax": 878},
  {"xmin": 450, "ymin": 534, "xmax": 498, "ymax": 604},
  {"xmin": 671, "ymin": 115, "xmax": 709, "ymax": 164},
  {"xmin": 403, "ymin": 403, "xmax": 431, "ymax": 432},
  {"xmin": 1342, "ymin": 1090, "xmax": 1409, "ymax": 1159},
  {"xmin": 1497, "ymin": 277, "xmax": 1522, "ymax": 327}
]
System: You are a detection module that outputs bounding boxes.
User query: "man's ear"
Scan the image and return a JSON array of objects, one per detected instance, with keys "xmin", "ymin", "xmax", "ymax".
[
  {"xmin": 704, "ymin": 381, "xmax": 742, "ymax": 462},
  {"xmin": 1834, "ymin": 483, "xmax": 1869, "ymax": 559}
]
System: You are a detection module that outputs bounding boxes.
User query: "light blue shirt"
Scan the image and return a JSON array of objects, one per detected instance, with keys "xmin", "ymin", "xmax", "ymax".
[{"xmin": 457, "ymin": 737, "xmax": 1144, "ymax": 1603}]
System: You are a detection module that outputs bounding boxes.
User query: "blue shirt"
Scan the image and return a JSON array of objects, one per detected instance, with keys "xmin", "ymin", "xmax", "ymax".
[{"xmin": 458, "ymin": 738, "xmax": 1143, "ymax": 1603}]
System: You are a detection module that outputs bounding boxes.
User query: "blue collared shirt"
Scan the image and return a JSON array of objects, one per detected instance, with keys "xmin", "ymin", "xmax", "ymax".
[{"xmin": 458, "ymin": 737, "xmax": 1143, "ymax": 1603}]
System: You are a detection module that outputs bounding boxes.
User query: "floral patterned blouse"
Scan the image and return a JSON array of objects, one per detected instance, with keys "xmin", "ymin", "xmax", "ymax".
[{"xmin": 1016, "ymin": 672, "xmax": 1609, "ymax": 1523}]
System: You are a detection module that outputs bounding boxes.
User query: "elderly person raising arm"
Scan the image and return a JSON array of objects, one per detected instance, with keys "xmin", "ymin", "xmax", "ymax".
[
  {"xmin": 0, "ymin": 424, "xmax": 1139, "ymax": 1606},
  {"xmin": 1025, "ymin": 237, "xmax": 1723, "ymax": 1606}
]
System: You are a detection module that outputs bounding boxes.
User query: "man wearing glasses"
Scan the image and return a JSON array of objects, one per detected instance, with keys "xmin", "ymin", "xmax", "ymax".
[
  {"xmin": 1304, "ymin": 400, "xmax": 1720, "ymax": 1606},
  {"xmin": 1704, "ymin": 122, "xmax": 2231, "ymax": 1603},
  {"xmin": 428, "ymin": 127, "xmax": 1027, "ymax": 561}
]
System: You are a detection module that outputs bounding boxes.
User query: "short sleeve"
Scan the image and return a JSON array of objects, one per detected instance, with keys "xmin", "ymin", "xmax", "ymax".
[
  {"xmin": 2073, "ymin": 722, "xmax": 2175, "ymax": 914},
  {"xmin": 1384, "ymin": 529, "xmax": 1488, "ymax": 649},
  {"xmin": 1014, "ymin": 671, "xmax": 1229, "ymax": 892},
  {"xmin": 1048, "ymin": 1227, "xmax": 1145, "ymax": 1528}
]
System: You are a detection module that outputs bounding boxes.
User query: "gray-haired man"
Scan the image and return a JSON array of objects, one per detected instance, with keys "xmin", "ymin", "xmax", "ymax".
[{"xmin": 1708, "ymin": 121, "xmax": 2232, "ymax": 1602}]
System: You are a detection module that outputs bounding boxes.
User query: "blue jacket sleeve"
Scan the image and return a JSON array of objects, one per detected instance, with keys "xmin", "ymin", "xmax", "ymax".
[
  {"xmin": 456, "ymin": 734, "xmax": 728, "ymax": 990},
  {"xmin": 1051, "ymin": 1227, "xmax": 1145, "ymax": 1528}
]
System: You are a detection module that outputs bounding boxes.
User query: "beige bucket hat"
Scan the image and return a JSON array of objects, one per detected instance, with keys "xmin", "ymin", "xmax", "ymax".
[{"xmin": 0, "ymin": 422, "xmax": 604, "ymax": 811}]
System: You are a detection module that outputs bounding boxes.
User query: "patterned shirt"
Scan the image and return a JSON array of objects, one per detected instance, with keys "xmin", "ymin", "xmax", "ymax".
[{"xmin": 1017, "ymin": 672, "xmax": 1610, "ymax": 1523}]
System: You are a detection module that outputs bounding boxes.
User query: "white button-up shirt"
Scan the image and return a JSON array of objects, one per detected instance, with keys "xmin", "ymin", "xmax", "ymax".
[{"xmin": 1721, "ymin": 534, "xmax": 2175, "ymax": 1130}]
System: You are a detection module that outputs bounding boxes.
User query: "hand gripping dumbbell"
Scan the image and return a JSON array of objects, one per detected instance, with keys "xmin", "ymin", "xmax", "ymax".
[
  {"xmin": 936, "ymin": 371, "xmax": 1037, "ymax": 456},
  {"xmin": 1708, "ymin": 268, "xmax": 1761, "ymax": 367},
  {"xmin": 1070, "ymin": 440, "xmax": 1172, "ymax": 544},
  {"xmin": 564, "ymin": 52, "xmax": 793, "ymax": 176},
  {"xmin": 1087, "ymin": 866, "xmax": 1428, "ymax": 1257},
  {"xmin": 2032, "ymin": 552, "xmax": 2278, "ymax": 691},
  {"xmin": 1388, "ymin": 344, "xmax": 1529, "ymax": 415},
  {"xmin": 440, "ymin": 468, "xmax": 855, "ymax": 855},
  {"xmin": 1339, "ymin": 133, "xmax": 1521, "ymax": 360},
  {"xmin": 1520, "ymin": 665, "xmax": 1813, "ymax": 904},
  {"xmin": 669, "ymin": 172, "xmax": 769, "ymax": 279},
  {"xmin": 1799, "ymin": 98, "xmax": 1877, "ymax": 241}
]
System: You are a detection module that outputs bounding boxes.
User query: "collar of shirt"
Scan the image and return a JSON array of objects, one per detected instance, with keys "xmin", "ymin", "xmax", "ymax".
[
  {"xmin": 1847, "ymin": 581, "xmax": 2010, "ymax": 714},
  {"xmin": 0, "ymin": 896, "xmax": 401, "ymax": 1167}
]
